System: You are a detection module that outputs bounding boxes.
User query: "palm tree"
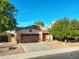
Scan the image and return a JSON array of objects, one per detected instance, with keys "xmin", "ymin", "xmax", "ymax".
[{"xmin": 34, "ymin": 20, "xmax": 44, "ymax": 27}]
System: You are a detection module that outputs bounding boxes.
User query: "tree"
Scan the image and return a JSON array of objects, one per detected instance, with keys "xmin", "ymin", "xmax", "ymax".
[
  {"xmin": 0, "ymin": 0, "xmax": 17, "ymax": 32},
  {"xmin": 48, "ymin": 17, "xmax": 79, "ymax": 41},
  {"xmin": 34, "ymin": 20, "xmax": 44, "ymax": 27}
]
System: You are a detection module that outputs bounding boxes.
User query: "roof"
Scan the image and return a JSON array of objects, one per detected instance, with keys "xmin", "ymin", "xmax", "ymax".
[
  {"xmin": 15, "ymin": 25, "xmax": 41, "ymax": 31},
  {"xmin": 15, "ymin": 25, "xmax": 49, "ymax": 33}
]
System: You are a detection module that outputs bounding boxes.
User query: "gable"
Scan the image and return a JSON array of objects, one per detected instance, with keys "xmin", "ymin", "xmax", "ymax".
[
  {"xmin": 16, "ymin": 25, "xmax": 48, "ymax": 34},
  {"xmin": 16, "ymin": 28, "xmax": 41, "ymax": 34}
]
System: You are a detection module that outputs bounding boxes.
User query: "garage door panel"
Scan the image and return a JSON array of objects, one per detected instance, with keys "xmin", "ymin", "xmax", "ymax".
[{"xmin": 21, "ymin": 34, "xmax": 39, "ymax": 43}]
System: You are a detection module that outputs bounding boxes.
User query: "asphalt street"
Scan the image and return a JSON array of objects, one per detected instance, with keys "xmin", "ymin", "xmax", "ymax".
[{"xmin": 29, "ymin": 50, "xmax": 79, "ymax": 59}]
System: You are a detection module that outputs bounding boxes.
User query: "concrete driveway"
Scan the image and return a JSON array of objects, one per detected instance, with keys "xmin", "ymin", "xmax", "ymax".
[{"xmin": 21, "ymin": 42, "xmax": 52, "ymax": 53}]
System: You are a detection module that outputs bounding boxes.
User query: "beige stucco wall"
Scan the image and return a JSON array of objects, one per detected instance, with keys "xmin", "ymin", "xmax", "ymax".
[{"xmin": 9, "ymin": 33, "xmax": 17, "ymax": 44}]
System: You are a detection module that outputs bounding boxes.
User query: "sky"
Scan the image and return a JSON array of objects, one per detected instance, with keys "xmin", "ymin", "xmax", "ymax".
[{"xmin": 9, "ymin": 0, "xmax": 79, "ymax": 27}]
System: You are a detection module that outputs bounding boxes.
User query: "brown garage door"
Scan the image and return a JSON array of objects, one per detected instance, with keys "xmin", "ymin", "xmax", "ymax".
[{"xmin": 21, "ymin": 34, "xmax": 39, "ymax": 43}]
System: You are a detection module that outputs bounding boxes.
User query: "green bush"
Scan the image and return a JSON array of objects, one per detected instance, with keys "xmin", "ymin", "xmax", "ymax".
[{"xmin": 48, "ymin": 17, "xmax": 79, "ymax": 41}]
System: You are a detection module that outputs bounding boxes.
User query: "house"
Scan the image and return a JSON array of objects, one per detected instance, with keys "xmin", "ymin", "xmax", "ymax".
[
  {"xmin": 47, "ymin": 20, "xmax": 58, "ymax": 40},
  {"xmin": 6, "ymin": 31, "xmax": 17, "ymax": 44},
  {"xmin": 15, "ymin": 25, "xmax": 49, "ymax": 43},
  {"xmin": 0, "ymin": 31, "xmax": 16, "ymax": 44},
  {"xmin": 0, "ymin": 32, "xmax": 8, "ymax": 42},
  {"xmin": 47, "ymin": 21, "xmax": 57, "ymax": 28}
]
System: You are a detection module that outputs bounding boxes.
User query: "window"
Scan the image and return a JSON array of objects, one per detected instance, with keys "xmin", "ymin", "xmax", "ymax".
[{"xmin": 29, "ymin": 29, "xmax": 32, "ymax": 32}]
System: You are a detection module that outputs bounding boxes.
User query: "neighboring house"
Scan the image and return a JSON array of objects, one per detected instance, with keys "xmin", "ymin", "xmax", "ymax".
[
  {"xmin": 15, "ymin": 25, "xmax": 49, "ymax": 43},
  {"xmin": 6, "ymin": 31, "xmax": 17, "ymax": 44},
  {"xmin": 0, "ymin": 32, "xmax": 8, "ymax": 42},
  {"xmin": 47, "ymin": 21, "xmax": 56, "ymax": 28},
  {"xmin": 0, "ymin": 31, "xmax": 16, "ymax": 43},
  {"xmin": 47, "ymin": 20, "xmax": 58, "ymax": 40}
]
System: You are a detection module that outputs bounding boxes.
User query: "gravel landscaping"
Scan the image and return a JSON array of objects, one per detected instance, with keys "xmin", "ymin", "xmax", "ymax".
[{"xmin": 0, "ymin": 44, "xmax": 25, "ymax": 56}]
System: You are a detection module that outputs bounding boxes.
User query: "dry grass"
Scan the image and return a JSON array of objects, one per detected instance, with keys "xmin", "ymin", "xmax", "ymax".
[
  {"xmin": 66, "ymin": 42, "xmax": 79, "ymax": 47},
  {"xmin": 44, "ymin": 40, "xmax": 79, "ymax": 49}
]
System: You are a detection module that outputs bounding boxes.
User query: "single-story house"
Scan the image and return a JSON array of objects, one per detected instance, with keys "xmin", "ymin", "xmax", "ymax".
[{"xmin": 15, "ymin": 25, "xmax": 50, "ymax": 43}]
